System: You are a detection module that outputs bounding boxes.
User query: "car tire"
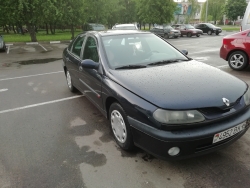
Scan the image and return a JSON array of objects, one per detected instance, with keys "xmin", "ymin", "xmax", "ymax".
[
  {"xmin": 228, "ymin": 51, "xmax": 249, "ymax": 71},
  {"xmin": 164, "ymin": 33, "xmax": 169, "ymax": 39},
  {"xmin": 109, "ymin": 102, "xmax": 134, "ymax": 150},
  {"xmin": 196, "ymin": 34, "xmax": 200, "ymax": 37},
  {"xmin": 208, "ymin": 30, "xmax": 212, "ymax": 35},
  {"xmin": 187, "ymin": 32, "xmax": 192, "ymax": 37},
  {"xmin": 216, "ymin": 32, "xmax": 219, "ymax": 35},
  {"xmin": 66, "ymin": 70, "xmax": 77, "ymax": 92}
]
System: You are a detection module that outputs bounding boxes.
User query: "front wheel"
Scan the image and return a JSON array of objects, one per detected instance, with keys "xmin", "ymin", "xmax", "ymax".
[
  {"xmin": 109, "ymin": 103, "xmax": 134, "ymax": 150},
  {"xmin": 216, "ymin": 32, "xmax": 219, "ymax": 35},
  {"xmin": 196, "ymin": 34, "xmax": 200, "ymax": 37},
  {"xmin": 228, "ymin": 51, "xmax": 249, "ymax": 71},
  {"xmin": 164, "ymin": 33, "xmax": 169, "ymax": 39},
  {"xmin": 187, "ymin": 32, "xmax": 192, "ymax": 37},
  {"xmin": 208, "ymin": 30, "xmax": 212, "ymax": 35},
  {"xmin": 66, "ymin": 70, "xmax": 77, "ymax": 92}
]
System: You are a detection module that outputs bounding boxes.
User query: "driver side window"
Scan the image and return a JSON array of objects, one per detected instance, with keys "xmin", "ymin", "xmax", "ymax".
[
  {"xmin": 82, "ymin": 37, "xmax": 99, "ymax": 62},
  {"xmin": 72, "ymin": 35, "xmax": 86, "ymax": 57}
]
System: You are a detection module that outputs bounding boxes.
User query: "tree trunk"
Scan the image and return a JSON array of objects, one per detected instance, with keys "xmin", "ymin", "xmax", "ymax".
[
  {"xmin": 70, "ymin": 24, "xmax": 75, "ymax": 40},
  {"xmin": 4, "ymin": 25, "xmax": 9, "ymax": 33},
  {"xmin": 149, "ymin": 23, "xmax": 151, "ymax": 30},
  {"xmin": 27, "ymin": 23, "xmax": 37, "ymax": 42},
  {"xmin": 53, "ymin": 24, "xmax": 56, "ymax": 34},
  {"xmin": 143, "ymin": 24, "xmax": 145, "ymax": 30},
  {"xmin": 12, "ymin": 25, "xmax": 16, "ymax": 34},
  {"xmin": 49, "ymin": 24, "xmax": 54, "ymax": 34},
  {"xmin": 19, "ymin": 25, "xmax": 24, "ymax": 35},
  {"xmin": 45, "ymin": 23, "xmax": 49, "ymax": 34}
]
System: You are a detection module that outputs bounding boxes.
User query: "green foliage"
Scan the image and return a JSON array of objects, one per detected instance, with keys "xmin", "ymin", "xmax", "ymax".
[
  {"xmin": 225, "ymin": 0, "xmax": 247, "ymax": 21},
  {"xmin": 201, "ymin": 0, "xmax": 226, "ymax": 23},
  {"xmin": 185, "ymin": 0, "xmax": 201, "ymax": 23},
  {"xmin": 137, "ymin": 0, "xmax": 176, "ymax": 25}
]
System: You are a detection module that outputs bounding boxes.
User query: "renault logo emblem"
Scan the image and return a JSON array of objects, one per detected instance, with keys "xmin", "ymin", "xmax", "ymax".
[{"xmin": 222, "ymin": 98, "xmax": 230, "ymax": 106}]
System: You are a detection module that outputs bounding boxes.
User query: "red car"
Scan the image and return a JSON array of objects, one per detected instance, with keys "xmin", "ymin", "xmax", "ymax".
[{"xmin": 220, "ymin": 29, "xmax": 250, "ymax": 70}]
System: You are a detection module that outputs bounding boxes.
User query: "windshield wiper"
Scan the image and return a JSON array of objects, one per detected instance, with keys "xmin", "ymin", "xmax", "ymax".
[
  {"xmin": 148, "ymin": 59, "xmax": 190, "ymax": 66},
  {"xmin": 115, "ymin": 65, "xmax": 147, "ymax": 70}
]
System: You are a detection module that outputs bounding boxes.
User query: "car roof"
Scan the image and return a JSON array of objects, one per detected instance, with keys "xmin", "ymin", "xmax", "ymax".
[{"xmin": 78, "ymin": 30, "xmax": 150, "ymax": 37}]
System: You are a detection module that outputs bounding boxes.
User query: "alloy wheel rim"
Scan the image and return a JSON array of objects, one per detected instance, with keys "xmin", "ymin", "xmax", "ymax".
[
  {"xmin": 230, "ymin": 54, "xmax": 244, "ymax": 68},
  {"xmin": 111, "ymin": 110, "xmax": 127, "ymax": 143},
  {"xmin": 66, "ymin": 71, "xmax": 72, "ymax": 89}
]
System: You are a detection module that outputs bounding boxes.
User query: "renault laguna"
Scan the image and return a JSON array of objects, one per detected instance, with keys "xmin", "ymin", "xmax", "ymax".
[{"xmin": 62, "ymin": 30, "xmax": 250, "ymax": 160}]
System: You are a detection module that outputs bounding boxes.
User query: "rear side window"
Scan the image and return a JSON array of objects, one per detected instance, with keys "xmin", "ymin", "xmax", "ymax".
[{"xmin": 72, "ymin": 35, "xmax": 86, "ymax": 57}]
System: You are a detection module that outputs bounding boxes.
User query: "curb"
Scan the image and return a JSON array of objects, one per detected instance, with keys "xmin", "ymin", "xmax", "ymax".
[{"xmin": 6, "ymin": 40, "xmax": 71, "ymax": 46}]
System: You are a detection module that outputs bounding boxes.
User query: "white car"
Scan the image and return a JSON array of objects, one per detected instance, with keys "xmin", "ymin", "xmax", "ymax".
[
  {"xmin": 112, "ymin": 24, "xmax": 138, "ymax": 30},
  {"xmin": 241, "ymin": 1, "xmax": 250, "ymax": 31}
]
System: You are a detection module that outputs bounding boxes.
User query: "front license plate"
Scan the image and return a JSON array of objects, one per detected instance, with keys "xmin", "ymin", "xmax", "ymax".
[{"xmin": 213, "ymin": 122, "xmax": 246, "ymax": 144}]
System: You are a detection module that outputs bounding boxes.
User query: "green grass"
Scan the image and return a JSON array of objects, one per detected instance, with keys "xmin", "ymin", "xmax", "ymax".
[
  {"xmin": 218, "ymin": 25, "xmax": 240, "ymax": 31},
  {"xmin": 0, "ymin": 29, "xmax": 83, "ymax": 42}
]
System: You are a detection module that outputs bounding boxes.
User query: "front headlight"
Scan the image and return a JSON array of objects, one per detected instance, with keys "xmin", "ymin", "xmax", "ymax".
[
  {"xmin": 153, "ymin": 109, "xmax": 205, "ymax": 124},
  {"xmin": 243, "ymin": 88, "xmax": 250, "ymax": 106}
]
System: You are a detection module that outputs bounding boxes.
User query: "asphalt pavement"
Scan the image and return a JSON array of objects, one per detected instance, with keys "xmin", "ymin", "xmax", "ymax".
[{"xmin": 0, "ymin": 32, "xmax": 250, "ymax": 188}]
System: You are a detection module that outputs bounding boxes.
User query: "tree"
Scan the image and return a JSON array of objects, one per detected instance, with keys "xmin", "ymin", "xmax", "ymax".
[
  {"xmin": 225, "ymin": 0, "xmax": 247, "ymax": 22},
  {"xmin": 201, "ymin": 0, "xmax": 226, "ymax": 23},
  {"xmin": 185, "ymin": 0, "xmax": 201, "ymax": 23},
  {"xmin": 138, "ymin": 0, "xmax": 176, "ymax": 26}
]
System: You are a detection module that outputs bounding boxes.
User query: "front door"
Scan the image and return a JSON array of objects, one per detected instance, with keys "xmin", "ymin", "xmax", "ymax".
[{"xmin": 79, "ymin": 35, "xmax": 103, "ymax": 110}]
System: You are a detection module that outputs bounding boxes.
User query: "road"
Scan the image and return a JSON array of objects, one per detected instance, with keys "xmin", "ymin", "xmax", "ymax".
[{"xmin": 0, "ymin": 33, "xmax": 249, "ymax": 188}]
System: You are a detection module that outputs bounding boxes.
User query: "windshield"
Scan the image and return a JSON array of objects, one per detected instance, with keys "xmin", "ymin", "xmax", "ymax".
[
  {"xmin": 102, "ymin": 33, "xmax": 188, "ymax": 69},
  {"xmin": 185, "ymin": 25, "xmax": 195, "ymax": 29},
  {"xmin": 164, "ymin": 25, "xmax": 174, "ymax": 30},
  {"xmin": 113, "ymin": 26, "xmax": 136, "ymax": 30}
]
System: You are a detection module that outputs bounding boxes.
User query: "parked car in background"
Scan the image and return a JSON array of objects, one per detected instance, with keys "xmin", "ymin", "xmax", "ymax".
[
  {"xmin": 172, "ymin": 24, "xmax": 203, "ymax": 37},
  {"xmin": 82, "ymin": 23, "xmax": 105, "ymax": 31},
  {"xmin": 63, "ymin": 30, "xmax": 250, "ymax": 160},
  {"xmin": 0, "ymin": 35, "xmax": 6, "ymax": 52},
  {"xmin": 220, "ymin": 29, "xmax": 250, "ymax": 71},
  {"xmin": 112, "ymin": 24, "xmax": 138, "ymax": 30},
  {"xmin": 150, "ymin": 25, "xmax": 181, "ymax": 39},
  {"xmin": 195, "ymin": 23, "xmax": 222, "ymax": 35}
]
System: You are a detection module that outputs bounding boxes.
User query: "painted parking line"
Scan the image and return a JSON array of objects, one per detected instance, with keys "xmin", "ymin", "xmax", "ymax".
[
  {"xmin": 0, "ymin": 71, "xmax": 64, "ymax": 82},
  {"xmin": 7, "ymin": 46, "xmax": 10, "ymax": 54},
  {"xmin": 0, "ymin": 95, "xmax": 84, "ymax": 114},
  {"xmin": 216, "ymin": 65, "xmax": 228, "ymax": 68},
  {"xmin": 0, "ymin": 89, "xmax": 8, "ymax": 92},
  {"xmin": 39, "ymin": 44, "xmax": 48, "ymax": 51},
  {"xmin": 189, "ymin": 48, "xmax": 220, "ymax": 55}
]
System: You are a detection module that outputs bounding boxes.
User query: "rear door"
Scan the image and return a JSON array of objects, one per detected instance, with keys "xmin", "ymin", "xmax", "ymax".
[{"xmin": 66, "ymin": 35, "xmax": 86, "ymax": 88}]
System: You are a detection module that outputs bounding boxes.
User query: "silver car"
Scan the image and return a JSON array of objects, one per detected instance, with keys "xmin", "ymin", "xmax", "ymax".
[{"xmin": 0, "ymin": 36, "xmax": 6, "ymax": 51}]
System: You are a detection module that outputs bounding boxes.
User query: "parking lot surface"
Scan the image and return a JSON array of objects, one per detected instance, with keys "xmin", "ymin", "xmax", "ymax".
[{"xmin": 0, "ymin": 33, "xmax": 250, "ymax": 188}]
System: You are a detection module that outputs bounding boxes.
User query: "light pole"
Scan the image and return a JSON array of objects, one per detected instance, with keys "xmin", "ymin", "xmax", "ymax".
[{"xmin": 205, "ymin": 0, "xmax": 209, "ymax": 22}]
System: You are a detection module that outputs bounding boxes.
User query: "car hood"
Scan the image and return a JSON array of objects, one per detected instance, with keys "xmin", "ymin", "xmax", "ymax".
[
  {"xmin": 108, "ymin": 60, "xmax": 247, "ymax": 110},
  {"xmin": 170, "ymin": 29, "xmax": 180, "ymax": 32}
]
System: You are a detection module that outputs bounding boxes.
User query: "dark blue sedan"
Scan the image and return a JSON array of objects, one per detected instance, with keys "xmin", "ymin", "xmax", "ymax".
[{"xmin": 62, "ymin": 30, "xmax": 250, "ymax": 160}]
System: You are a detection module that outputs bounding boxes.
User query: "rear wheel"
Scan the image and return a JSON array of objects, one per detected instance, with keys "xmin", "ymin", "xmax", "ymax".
[
  {"xmin": 228, "ymin": 51, "xmax": 249, "ymax": 71},
  {"xmin": 109, "ymin": 103, "xmax": 134, "ymax": 150},
  {"xmin": 187, "ymin": 32, "xmax": 192, "ymax": 37},
  {"xmin": 66, "ymin": 70, "xmax": 77, "ymax": 92}
]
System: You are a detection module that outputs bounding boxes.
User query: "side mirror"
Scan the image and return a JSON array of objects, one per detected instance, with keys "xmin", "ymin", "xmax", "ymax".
[
  {"xmin": 80, "ymin": 59, "xmax": 99, "ymax": 70},
  {"xmin": 181, "ymin": 50, "xmax": 188, "ymax": 55}
]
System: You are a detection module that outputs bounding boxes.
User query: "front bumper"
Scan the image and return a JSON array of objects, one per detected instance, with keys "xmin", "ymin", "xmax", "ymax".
[{"xmin": 128, "ymin": 107, "xmax": 250, "ymax": 160}]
